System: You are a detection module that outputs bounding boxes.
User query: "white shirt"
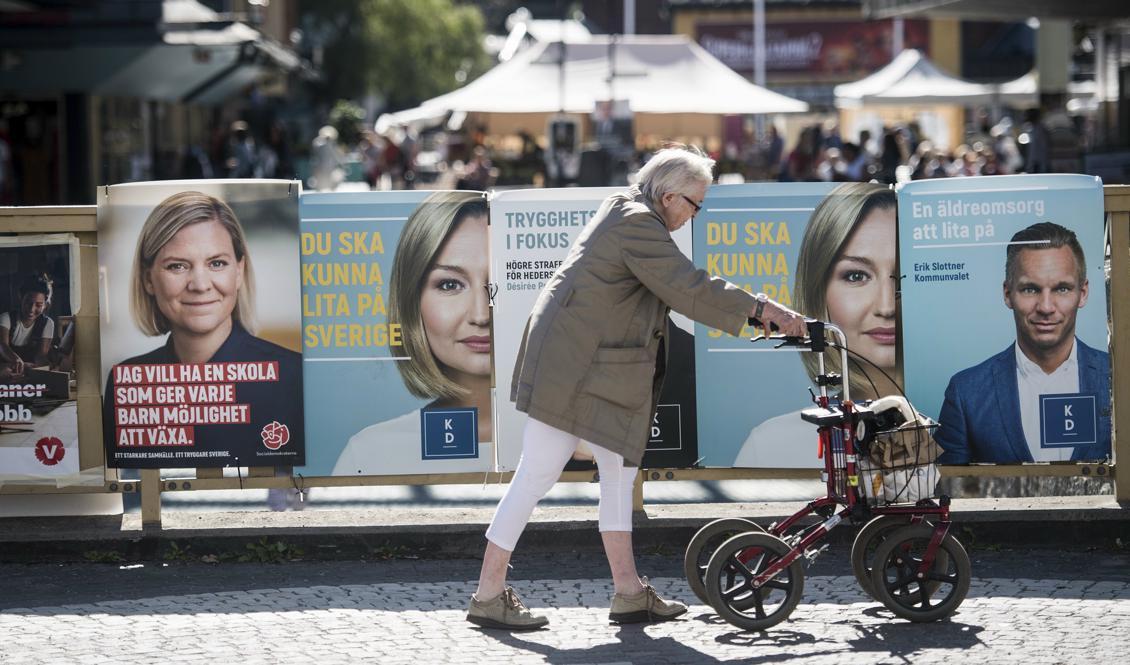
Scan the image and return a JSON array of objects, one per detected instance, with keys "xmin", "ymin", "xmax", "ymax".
[
  {"xmin": 1016, "ymin": 341, "xmax": 1078, "ymax": 462},
  {"xmin": 733, "ymin": 409, "xmax": 822, "ymax": 469},
  {"xmin": 0, "ymin": 312, "xmax": 54, "ymax": 348},
  {"xmin": 332, "ymin": 410, "xmax": 493, "ymax": 476}
]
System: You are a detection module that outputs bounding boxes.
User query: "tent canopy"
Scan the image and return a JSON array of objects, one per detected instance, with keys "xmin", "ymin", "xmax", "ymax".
[
  {"xmin": 834, "ymin": 49, "xmax": 1033, "ymax": 108},
  {"xmin": 378, "ymin": 35, "xmax": 807, "ymax": 132}
]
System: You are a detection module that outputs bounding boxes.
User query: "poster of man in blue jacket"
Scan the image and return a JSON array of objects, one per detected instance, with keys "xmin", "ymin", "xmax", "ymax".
[
  {"xmin": 934, "ymin": 221, "xmax": 1109, "ymax": 463},
  {"xmin": 899, "ymin": 174, "xmax": 1110, "ymax": 465}
]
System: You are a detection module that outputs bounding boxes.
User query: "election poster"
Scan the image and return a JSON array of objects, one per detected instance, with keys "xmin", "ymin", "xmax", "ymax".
[
  {"xmin": 694, "ymin": 181, "xmax": 907, "ymax": 469},
  {"xmin": 0, "ymin": 235, "xmax": 82, "ymax": 482},
  {"xmin": 899, "ymin": 174, "xmax": 1110, "ymax": 465},
  {"xmin": 97, "ymin": 181, "xmax": 304, "ymax": 468},
  {"xmin": 298, "ymin": 190, "xmax": 494, "ymax": 477},
  {"xmin": 491, "ymin": 187, "xmax": 701, "ymax": 472}
]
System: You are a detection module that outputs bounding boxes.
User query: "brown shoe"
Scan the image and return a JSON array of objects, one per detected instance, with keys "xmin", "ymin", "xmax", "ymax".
[
  {"xmin": 467, "ymin": 587, "xmax": 549, "ymax": 631},
  {"xmin": 609, "ymin": 577, "xmax": 688, "ymax": 624}
]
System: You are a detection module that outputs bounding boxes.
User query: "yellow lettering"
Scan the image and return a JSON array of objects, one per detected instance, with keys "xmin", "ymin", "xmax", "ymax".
[
  {"xmin": 302, "ymin": 323, "xmax": 403, "ymax": 349},
  {"xmin": 356, "ymin": 292, "xmax": 387, "ymax": 315}
]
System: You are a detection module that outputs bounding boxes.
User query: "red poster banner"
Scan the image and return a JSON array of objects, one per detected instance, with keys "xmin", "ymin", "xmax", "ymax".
[{"xmin": 696, "ymin": 19, "xmax": 930, "ymax": 82}]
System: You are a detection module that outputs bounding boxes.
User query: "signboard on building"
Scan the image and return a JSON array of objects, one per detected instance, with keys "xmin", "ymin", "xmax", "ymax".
[{"xmin": 696, "ymin": 19, "xmax": 929, "ymax": 82}]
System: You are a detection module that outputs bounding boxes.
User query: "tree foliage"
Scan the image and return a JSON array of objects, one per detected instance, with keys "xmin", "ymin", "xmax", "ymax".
[{"xmin": 301, "ymin": 0, "xmax": 490, "ymax": 111}]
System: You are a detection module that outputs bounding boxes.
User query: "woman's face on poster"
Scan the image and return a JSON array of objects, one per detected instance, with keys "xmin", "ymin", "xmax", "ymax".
[
  {"xmin": 20, "ymin": 292, "xmax": 47, "ymax": 321},
  {"xmin": 419, "ymin": 213, "xmax": 491, "ymax": 383},
  {"xmin": 824, "ymin": 206, "xmax": 898, "ymax": 372},
  {"xmin": 144, "ymin": 220, "xmax": 244, "ymax": 338}
]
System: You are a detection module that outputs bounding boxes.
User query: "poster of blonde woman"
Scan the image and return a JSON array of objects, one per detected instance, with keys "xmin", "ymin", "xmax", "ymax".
[
  {"xmin": 98, "ymin": 181, "xmax": 304, "ymax": 468},
  {"xmin": 299, "ymin": 190, "xmax": 495, "ymax": 476},
  {"xmin": 694, "ymin": 182, "xmax": 908, "ymax": 469}
]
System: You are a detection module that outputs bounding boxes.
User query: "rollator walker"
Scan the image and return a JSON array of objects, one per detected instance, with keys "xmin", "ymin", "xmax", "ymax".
[{"xmin": 684, "ymin": 319, "xmax": 971, "ymax": 630}]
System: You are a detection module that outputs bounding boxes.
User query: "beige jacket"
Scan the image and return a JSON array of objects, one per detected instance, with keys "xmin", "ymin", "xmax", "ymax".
[{"xmin": 510, "ymin": 186, "xmax": 757, "ymax": 465}]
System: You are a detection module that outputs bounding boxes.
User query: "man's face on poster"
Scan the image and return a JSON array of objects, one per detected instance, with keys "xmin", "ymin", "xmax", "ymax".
[{"xmin": 1004, "ymin": 245, "xmax": 1088, "ymax": 356}]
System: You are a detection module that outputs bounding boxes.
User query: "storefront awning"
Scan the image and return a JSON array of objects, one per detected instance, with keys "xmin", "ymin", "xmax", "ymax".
[{"xmin": 0, "ymin": 0, "xmax": 310, "ymax": 103}]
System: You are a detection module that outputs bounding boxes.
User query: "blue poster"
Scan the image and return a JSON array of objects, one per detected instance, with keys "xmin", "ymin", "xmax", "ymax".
[
  {"xmin": 297, "ymin": 190, "xmax": 494, "ymax": 476},
  {"xmin": 695, "ymin": 182, "xmax": 863, "ymax": 468},
  {"xmin": 899, "ymin": 174, "xmax": 1109, "ymax": 464}
]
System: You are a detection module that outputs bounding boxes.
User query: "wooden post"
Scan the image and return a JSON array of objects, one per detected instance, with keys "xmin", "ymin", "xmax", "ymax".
[
  {"xmin": 140, "ymin": 469, "xmax": 162, "ymax": 529},
  {"xmin": 1107, "ymin": 202, "xmax": 1130, "ymax": 502}
]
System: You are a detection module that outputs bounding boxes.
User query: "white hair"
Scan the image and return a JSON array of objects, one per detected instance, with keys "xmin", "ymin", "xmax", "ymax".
[{"xmin": 637, "ymin": 146, "xmax": 715, "ymax": 205}]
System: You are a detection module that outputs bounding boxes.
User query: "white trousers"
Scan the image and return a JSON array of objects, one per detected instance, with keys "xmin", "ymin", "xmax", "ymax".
[{"xmin": 485, "ymin": 417, "xmax": 639, "ymax": 552}]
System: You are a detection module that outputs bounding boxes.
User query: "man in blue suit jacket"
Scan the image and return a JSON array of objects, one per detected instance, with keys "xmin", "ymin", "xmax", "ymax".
[
  {"xmin": 936, "ymin": 339, "xmax": 1110, "ymax": 463},
  {"xmin": 936, "ymin": 222, "xmax": 1111, "ymax": 464}
]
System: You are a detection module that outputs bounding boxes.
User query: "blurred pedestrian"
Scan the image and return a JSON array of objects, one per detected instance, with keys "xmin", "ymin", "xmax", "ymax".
[
  {"xmin": 841, "ymin": 142, "xmax": 868, "ymax": 181},
  {"xmin": 782, "ymin": 126, "xmax": 820, "ymax": 182},
  {"xmin": 398, "ymin": 126, "xmax": 419, "ymax": 189},
  {"xmin": 309, "ymin": 126, "xmax": 344, "ymax": 192},
  {"xmin": 456, "ymin": 146, "xmax": 496, "ymax": 191},
  {"xmin": 876, "ymin": 128, "xmax": 905, "ymax": 184},
  {"xmin": 764, "ymin": 124, "xmax": 784, "ymax": 180},
  {"xmin": 226, "ymin": 121, "xmax": 258, "ymax": 178},
  {"xmin": 1020, "ymin": 108, "xmax": 1049, "ymax": 173},
  {"xmin": 359, "ymin": 131, "xmax": 383, "ymax": 190},
  {"xmin": 181, "ymin": 144, "xmax": 214, "ymax": 179},
  {"xmin": 258, "ymin": 120, "xmax": 292, "ymax": 179}
]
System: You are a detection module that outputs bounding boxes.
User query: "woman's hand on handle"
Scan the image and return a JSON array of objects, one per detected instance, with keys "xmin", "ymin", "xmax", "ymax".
[{"xmin": 753, "ymin": 299, "xmax": 808, "ymax": 337}]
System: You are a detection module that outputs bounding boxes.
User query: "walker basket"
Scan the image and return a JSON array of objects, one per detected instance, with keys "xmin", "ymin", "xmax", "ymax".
[{"xmin": 856, "ymin": 421, "xmax": 940, "ymax": 506}]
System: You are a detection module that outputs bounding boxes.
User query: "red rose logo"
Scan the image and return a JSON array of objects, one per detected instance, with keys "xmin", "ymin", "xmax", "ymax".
[
  {"xmin": 261, "ymin": 421, "xmax": 290, "ymax": 450},
  {"xmin": 34, "ymin": 437, "xmax": 65, "ymax": 466}
]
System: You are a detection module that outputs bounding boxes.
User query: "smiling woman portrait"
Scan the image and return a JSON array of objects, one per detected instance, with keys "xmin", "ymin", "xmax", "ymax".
[
  {"xmin": 102, "ymin": 190, "xmax": 303, "ymax": 463},
  {"xmin": 0, "ymin": 272, "xmax": 55, "ymax": 375},
  {"xmin": 332, "ymin": 191, "xmax": 491, "ymax": 476},
  {"xmin": 733, "ymin": 182, "xmax": 900, "ymax": 468}
]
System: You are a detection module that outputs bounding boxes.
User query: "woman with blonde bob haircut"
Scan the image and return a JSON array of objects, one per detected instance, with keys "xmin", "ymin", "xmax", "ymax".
[
  {"xmin": 734, "ymin": 181, "xmax": 900, "ymax": 468},
  {"xmin": 129, "ymin": 191, "xmax": 257, "ymax": 340},
  {"xmin": 103, "ymin": 190, "xmax": 303, "ymax": 465},
  {"xmin": 334, "ymin": 191, "xmax": 492, "ymax": 475}
]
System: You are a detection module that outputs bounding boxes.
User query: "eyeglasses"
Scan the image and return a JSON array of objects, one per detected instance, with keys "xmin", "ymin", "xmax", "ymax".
[{"xmin": 680, "ymin": 195, "xmax": 703, "ymax": 215}]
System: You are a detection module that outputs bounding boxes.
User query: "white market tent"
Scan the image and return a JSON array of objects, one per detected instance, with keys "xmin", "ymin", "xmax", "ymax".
[
  {"xmin": 996, "ymin": 71, "xmax": 1097, "ymax": 111},
  {"xmin": 833, "ymin": 49, "xmax": 1045, "ymax": 149},
  {"xmin": 377, "ymin": 35, "xmax": 807, "ymax": 138},
  {"xmin": 834, "ymin": 49, "xmax": 1035, "ymax": 108}
]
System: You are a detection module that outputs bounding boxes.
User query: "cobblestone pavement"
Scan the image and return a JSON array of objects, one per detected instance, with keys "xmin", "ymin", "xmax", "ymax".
[{"xmin": 3, "ymin": 547, "xmax": 1128, "ymax": 664}]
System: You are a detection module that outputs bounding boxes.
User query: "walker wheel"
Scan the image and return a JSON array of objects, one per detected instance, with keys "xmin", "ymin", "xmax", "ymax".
[
  {"xmin": 683, "ymin": 518, "xmax": 763, "ymax": 605},
  {"xmin": 869, "ymin": 523, "xmax": 971, "ymax": 622},
  {"xmin": 704, "ymin": 532, "xmax": 805, "ymax": 631},
  {"xmin": 850, "ymin": 515, "xmax": 913, "ymax": 599}
]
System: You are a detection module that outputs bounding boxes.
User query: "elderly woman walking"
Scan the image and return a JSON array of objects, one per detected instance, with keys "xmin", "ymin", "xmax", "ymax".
[{"xmin": 467, "ymin": 146, "xmax": 807, "ymax": 630}]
